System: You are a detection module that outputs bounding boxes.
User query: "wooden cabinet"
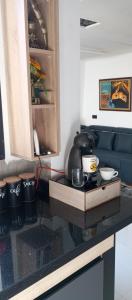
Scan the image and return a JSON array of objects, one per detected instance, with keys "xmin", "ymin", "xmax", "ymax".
[
  {"xmin": 3, "ymin": 0, "xmax": 59, "ymax": 160},
  {"xmin": 36, "ymin": 246, "xmax": 115, "ymax": 300},
  {"xmin": 37, "ymin": 260, "xmax": 104, "ymax": 300}
]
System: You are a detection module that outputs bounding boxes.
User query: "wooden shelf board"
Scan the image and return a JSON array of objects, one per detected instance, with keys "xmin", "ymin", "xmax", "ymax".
[
  {"xmin": 29, "ymin": 48, "xmax": 54, "ymax": 56},
  {"xmin": 34, "ymin": 152, "xmax": 59, "ymax": 160},
  {"xmin": 32, "ymin": 104, "xmax": 55, "ymax": 109}
]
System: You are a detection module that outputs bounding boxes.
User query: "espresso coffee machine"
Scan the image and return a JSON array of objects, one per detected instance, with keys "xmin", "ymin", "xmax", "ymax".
[{"xmin": 67, "ymin": 131, "xmax": 96, "ymax": 181}]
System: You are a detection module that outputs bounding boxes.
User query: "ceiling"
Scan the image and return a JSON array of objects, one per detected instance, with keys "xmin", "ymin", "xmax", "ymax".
[{"xmin": 80, "ymin": 0, "xmax": 132, "ymax": 58}]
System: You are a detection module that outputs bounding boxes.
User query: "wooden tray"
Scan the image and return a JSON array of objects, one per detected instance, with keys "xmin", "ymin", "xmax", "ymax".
[{"xmin": 49, "ymin": 177, "xmax": 121, "ymax": 211}]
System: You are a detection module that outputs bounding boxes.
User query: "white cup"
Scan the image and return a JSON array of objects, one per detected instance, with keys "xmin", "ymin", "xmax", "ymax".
[
  {"xmin": 99, "ymin": 167, "xmax": 118, "ymax": 180},
  {"xmin": 82, "ymin": 155, "xmax": 99, "ymax": 173}
]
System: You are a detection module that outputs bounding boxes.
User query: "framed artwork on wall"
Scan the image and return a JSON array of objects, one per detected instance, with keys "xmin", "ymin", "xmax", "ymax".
[{"xmin": 99, "ymin": 77, "xmax": 132, "ymax": 111}]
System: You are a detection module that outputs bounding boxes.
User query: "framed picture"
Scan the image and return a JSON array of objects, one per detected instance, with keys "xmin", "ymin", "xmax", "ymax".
[{"xmin": 99, "ymin": 77, "xmax": 132, "ymax": 111}]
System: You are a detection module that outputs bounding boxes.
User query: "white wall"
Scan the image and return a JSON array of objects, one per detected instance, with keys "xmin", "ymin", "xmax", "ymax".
[
  {"xmin": 80, "ymin": 54, "xmax": 132, "ymax": 299},
  {"xmin": 80, "ymin": 52, "xmax": 132, "ymax": 128},
  {"xmin": 0, "ymin": 0, "xmax": 80, "ymax": 171},
  {"xmin": 51, "ymin": 0, "xmax": 80, "ymax": 171}
]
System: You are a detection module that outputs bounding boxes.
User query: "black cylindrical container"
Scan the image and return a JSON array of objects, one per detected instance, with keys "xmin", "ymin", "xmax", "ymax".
[
  {"xmin": 19, "ymin": 173, "xmax": 36, "ymax": 202},
  {"xmin": 4, "ymin": 176, "xmax": 22, "ymax": 208},
  {"xmin": 0, "ymin": 180, "xmax": 8, "ymax": 211}
]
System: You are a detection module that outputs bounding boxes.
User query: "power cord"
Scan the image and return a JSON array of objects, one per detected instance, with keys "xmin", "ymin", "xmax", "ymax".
[{"xmin": 35, "ymin": 156, "xmax": 65, "ymax": 190}]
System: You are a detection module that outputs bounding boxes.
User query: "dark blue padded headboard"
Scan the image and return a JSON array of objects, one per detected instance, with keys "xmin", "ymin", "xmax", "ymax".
[{"xmin": 81, "ymin": 125, "xmax": 132, "ymax": 135}]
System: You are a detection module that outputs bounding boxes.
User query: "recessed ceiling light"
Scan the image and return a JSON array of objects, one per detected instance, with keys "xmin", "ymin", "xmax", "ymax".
[{"xmin": 80, "ymin": 18, "xmax": 100, "ymax": 29}]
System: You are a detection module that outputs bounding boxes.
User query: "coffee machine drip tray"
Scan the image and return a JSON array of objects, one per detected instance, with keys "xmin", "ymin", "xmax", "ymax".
[{"xmin": 49, "ymin": 176, "xmax": 121, "ymax": 211}]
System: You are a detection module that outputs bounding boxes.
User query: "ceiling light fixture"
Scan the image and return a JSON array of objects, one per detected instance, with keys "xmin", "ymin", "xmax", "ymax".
[{"xmin": 80, "ymin": 18, "xmax": 100, "ymax": 29}]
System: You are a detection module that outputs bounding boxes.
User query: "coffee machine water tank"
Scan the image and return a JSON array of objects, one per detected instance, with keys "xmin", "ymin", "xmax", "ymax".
[{"xmin": 67, "ymin": 132, "xmax": 95, "ymax": 181}]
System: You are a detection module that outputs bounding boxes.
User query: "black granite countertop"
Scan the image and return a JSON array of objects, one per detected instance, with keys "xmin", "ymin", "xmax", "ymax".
[{"xmin": 0, "ymin": 186, "xmax": 132, "ymax": 299}]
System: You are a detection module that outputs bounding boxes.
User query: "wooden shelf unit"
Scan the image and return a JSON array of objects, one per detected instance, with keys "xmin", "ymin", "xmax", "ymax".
[
  {"xmin": 32, "ymin": 104, "xmax": 55, "ymax": 109},
  {"xmin": 30, "ymin": 48, "xmax": 54, "ymax": 56},
  {"xmin": 3, "ymin": 0, "xmax": 60, "ymax": 160}
]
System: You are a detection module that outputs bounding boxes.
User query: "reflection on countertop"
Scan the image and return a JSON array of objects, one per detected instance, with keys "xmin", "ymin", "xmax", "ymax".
[
  {"xmin": 50, "ymin": 197, "xmax": 120, "ymax": 229},
  {"xmin": 0, "ymin": 192, "xmax": 132, "ymax": 299}
]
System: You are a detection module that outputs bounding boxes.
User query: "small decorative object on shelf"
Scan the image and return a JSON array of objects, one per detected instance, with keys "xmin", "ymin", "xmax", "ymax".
[
  {"xmin": 30, "ymin": 57, "xmax": 47, "ymax": 104},
  {"xmin": 28, "ymin": 21, "xmax": 41, "ymax": 49},
  {"xmin": 33, "ymin": 129, "xmax": 40, "ymax": 155},
  {"xmin": 33, "ymin": 129, "xmax": 52, "ymax": 156},
  {"xmin": 29, "ymin": 0, "xmax": 48, "ymax": 50},
  {"xmin": 40, "ymin": 144, "xmax": 52, "ymax": 156},
  {"xmin": 32, "ymin": 97, "xmax": 40, "ymax": 105}
]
